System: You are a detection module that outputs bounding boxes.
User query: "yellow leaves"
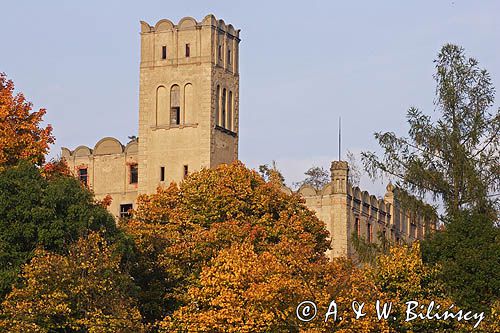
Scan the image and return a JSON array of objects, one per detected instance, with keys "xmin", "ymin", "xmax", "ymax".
[{"xmin": 0, "ymin": 232, "xmax": 145, "ymax": 332}]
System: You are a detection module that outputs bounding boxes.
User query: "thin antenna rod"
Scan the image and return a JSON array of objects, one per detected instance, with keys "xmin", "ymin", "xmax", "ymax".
[{"xmin": 338, "ymin": 116, "xmax": 342, "ymax": 161}]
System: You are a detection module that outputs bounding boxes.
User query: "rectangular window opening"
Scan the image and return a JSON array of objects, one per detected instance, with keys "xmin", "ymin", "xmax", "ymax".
[
  {"xmin": 120, "ymin": 204, "xmax": 133, "ymax": 218},
  {"xmin": 227, "ymin": 49, "xmax": 231, "ymax": 65},
  {"xmin": 218, "ymin": 45, "xmax": 222, "ymax": 60},
  {"xmin": 162, "ymin": 46, "xmax": 167, "ymax": 59},
  {"xmin": 185, "ymin": 44, "xmax": 190, "ymax": 57},
  {"xmin": 354, "ymin": 217, "xmax": 360, "ymax": 237},
  {"xmin": 160, "ymin": 166, "xmax": 165, "ymax": 182},
  {"xmin": 130, "ymin": 164, "xmax": 138, "ymax": 184},
  {"xmin": 367, "ymin": 223, "xmax": 373, "ymax": 243},
  {"xmin": 78, "ymin": 168, "xmax": 88, "ymax": 185},
  {"xmin": 183, "ymin": 165, "xmax": 189, "ymax": 178},
  {"xmin": 170, "ymin": 107, "xmax": 180, "ymax": 125}
]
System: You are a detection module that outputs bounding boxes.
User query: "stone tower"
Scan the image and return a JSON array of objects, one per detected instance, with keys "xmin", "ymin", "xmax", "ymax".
[
  {"xmin": 330, "ymin": 161, "xmax": 350, "ymax": 257},
  {"xmin": 138, "ymin": 15, "xmax": 240, "ymax": 194}
]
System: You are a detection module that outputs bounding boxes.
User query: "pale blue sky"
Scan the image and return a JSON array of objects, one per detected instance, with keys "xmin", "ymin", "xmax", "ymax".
[{"xmin": 1, "ymin": 0, "xmax": 499, "ymax": 195}]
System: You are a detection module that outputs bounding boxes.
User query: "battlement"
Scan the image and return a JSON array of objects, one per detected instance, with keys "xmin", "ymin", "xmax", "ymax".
[
  {"xmin": 61, "ymin": 137, "xmax": 138, "ymax": 159},
  {"xmin": 140, "ymin": 14, "xmax": 240, "ymax": 39}
]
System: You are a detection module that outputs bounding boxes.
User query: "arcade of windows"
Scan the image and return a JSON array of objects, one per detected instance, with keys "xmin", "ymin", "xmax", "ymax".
[
  {"xmin": 155, "ymin": 83, "xmax": 194, "ymax": 127},
  {"xmin": 215, "ymin": 85, "xmax": 234, "ymax": 131}
]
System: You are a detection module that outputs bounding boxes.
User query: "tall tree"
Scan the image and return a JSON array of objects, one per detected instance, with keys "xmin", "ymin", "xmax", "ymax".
[
  {"xmin": 362, "ymin": 44, "xmax": 499, "ymax": 217},
  {"xmin": 0, "ymin": 73, "xmax": 54, "ymax": 168},
  {"xmin": 122, "ymin": 161, "xmax": 330, "ymax": 326},
  {"xmin": 0, "ymin": 161, "xmax": 123, "ymax": 299}
]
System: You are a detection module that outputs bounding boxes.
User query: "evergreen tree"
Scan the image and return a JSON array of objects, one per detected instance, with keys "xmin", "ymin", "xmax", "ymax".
[{"xmin": 362, "ymin": 44, "xmax": 499, "ymax": 218}]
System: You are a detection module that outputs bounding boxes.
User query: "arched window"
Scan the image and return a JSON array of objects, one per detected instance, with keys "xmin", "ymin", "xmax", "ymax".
[
  {"xmin": 228, "ymin": 90, "xmax": 233, "ymax": 131},
  {"xmin": 170, "ymin": 85, "xmax": 180, "ymax": 125},
  {"xmin": 221, "ymin": 88, "xmax": 226, "ymax": 128},
  {"xmin": 215, "ymin": 85, "xmax": 220, "ymax": 126},
  {"xmin": 156, "ymin": 86, "xmax": 168, "ymax": 125}
]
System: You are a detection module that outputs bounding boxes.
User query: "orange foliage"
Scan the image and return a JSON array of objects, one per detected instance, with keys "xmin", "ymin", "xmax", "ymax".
[
  {"xmin": 161, "ymin": 242, "xmax": 390, "ymax": 332},
  {"xmin": 124, "ymin": 162, "xmax": 392, "ymax": 331},
  {"xmin": 41, "ymin": 158, "xmax": 71, "ymax": 179},
  {"xmin": 0, "ymin": 73, "xmax": 54, "ymax": 168}
]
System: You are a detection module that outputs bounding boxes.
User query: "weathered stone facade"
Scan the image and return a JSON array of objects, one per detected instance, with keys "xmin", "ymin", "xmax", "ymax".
[
  {"xmin": 62, "ymin": 14, "xmax": 433, "ymax": 258},
  {"xmin": 63, "ymin": 14, "xmax": 240, "ymax": 217},
  {"xmin": 286, "ymin": 161, "xmax": 434, "ymax": 259}
]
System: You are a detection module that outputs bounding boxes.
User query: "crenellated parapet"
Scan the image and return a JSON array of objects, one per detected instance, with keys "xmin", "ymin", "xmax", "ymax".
[
  {"xmin": 139, "ymin": 14, "xmax": 240, "ymax": 74},
  {"xmin": 140, "ymin": 14, "xmax": 240, "ymax": 39},
  {"xmin": 61, "ymin": 137, "xmax": 138, "ymax": 159}
]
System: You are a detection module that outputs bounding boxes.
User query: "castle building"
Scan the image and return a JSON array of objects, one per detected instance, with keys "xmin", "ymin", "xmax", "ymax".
[
  {"xmin": 62, "ymin": 14, "xmax": 240, "ymax": 217},
  {"xmin": 289, "ymin": 161, "xmax": 434, "ymax": 259},
  {"xmin": 62, "ymin": 15, "xmax": 433, "ymax": 259}
]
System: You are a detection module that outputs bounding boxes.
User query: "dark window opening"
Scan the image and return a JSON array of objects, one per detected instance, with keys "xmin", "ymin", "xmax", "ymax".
[
  {"xmin": 185, "ymin": 44, "xmax": 190, "ymax": 57},
  {"xmin": 162, "ymin": 46, "xmax": 167, "ymax": 59},
  {"xmin": 354, "ymin": 217, "xmax": 360, "ymax": 237},
  {"xmin": 227, "ymin": 49, "xmax": 231, "ymax": 64},
  {"xmin": 160, "ymin": 166, "xmax": 165, "ymax": 182},
  {"xmin": 215, "ymin": 85, "xmax": 220, "ymax": 126},
  {"xmin": 410, "ymin": 223, "xmax": 417, "ymax": 238},
  {"xmin": 221, "ymin": 88, "xmax": 226, "ymax": 128},
  {"xmin": 120, "ymin": 204, "xmax": 133, "ymax": 218},
  {"xmin": 183, "ymin": 165, "xmax": 188, "ymax": 178},
  {"xmin": 170, "ymin": 107, "xmax": 180, "ymax": 125},
  {"xmin": 78, "ymin": 168, "xmax": 88, "ymax": 185},
  {"xmin": 218, "ymin": 45, "xmax": 222, "ymax": 60},
  {"xmin": 170, "ymin": 85, "xmax": 180, "ymax": 125},
  {"xmin": 367, "ymin": 223, "xmax": 373, "ymax": 243},
  {"xmin": 130, "ymin": 164, "xmax": 138, "ymax": 184}
]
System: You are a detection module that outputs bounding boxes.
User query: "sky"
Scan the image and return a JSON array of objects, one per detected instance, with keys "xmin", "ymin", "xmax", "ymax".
[{"xmin": 1, "ymin": 0, "xmax": 499, "ymax": 197}]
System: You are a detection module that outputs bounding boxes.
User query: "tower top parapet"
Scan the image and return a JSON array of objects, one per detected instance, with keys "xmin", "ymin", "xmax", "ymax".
[
  {"xmin": 140, "ymin": 14, "xmax": 240, "ymax": 39},
  {"xmin": 331, "ymin": 160, "xmax": 349, "ymax": 171}
]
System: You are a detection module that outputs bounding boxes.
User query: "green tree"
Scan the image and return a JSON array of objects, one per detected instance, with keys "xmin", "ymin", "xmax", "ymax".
[
  {"xmin": 362, "ymin": 44, "xmax": 499, "ymax": 218},
  {"xmin": 362, "ymin": 43, "xmax": 500, "ymax": 315},
  {"xmin": 0, "ymin": 161, "xmax": 124, "ymax": 299},
  {"xmin": 422, "ymin": 211, "xmax": 500, "ymax": 312},
  {"xmin": 294, "ymin": 166, "xmax": 330, "ymax": 190}
]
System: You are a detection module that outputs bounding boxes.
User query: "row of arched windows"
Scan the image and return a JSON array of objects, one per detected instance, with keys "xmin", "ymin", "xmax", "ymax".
[
  {"xmin": 215, "ymin": 85, "xmax": 234, "ymax": 131},
  {"xmin": 156, "ymin": 84, "xmax": 194, "ymax": 126}
]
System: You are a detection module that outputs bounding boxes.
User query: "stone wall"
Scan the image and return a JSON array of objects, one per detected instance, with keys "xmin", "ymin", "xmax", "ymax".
[
  {"xmin": 289, "ymin": 161, "xmax": 435, "ymax": 259},
  {"xmin": 62, "ymin": 138, "xmax": 138, "ymax": 218}
]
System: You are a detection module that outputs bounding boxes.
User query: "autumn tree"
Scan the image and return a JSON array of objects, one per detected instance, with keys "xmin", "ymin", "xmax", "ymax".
[
  {"xmin": 0, "ymin": 232, "xmax": 144, "ymax": 332},
  {"xmin": 161, "ymin": 242, "xmax": 390, "ymax": 333},
  {"xmin": 122, "ymin": 161, "xmax": 330, "ymax": 327},
  {"xmin": 371, "ymin": 242, "xmax": 460, "ymax": 331},
  {"xmin": 0, "ymin": 73, "xmax": 54, "ymax": 168},
  {"xmin": 362, "ymin": 44, "xmax": 499, "ymax": 217},
  {"xmin": 0, "ymin": 161, "xmax": 124, "ymax": 299}
]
